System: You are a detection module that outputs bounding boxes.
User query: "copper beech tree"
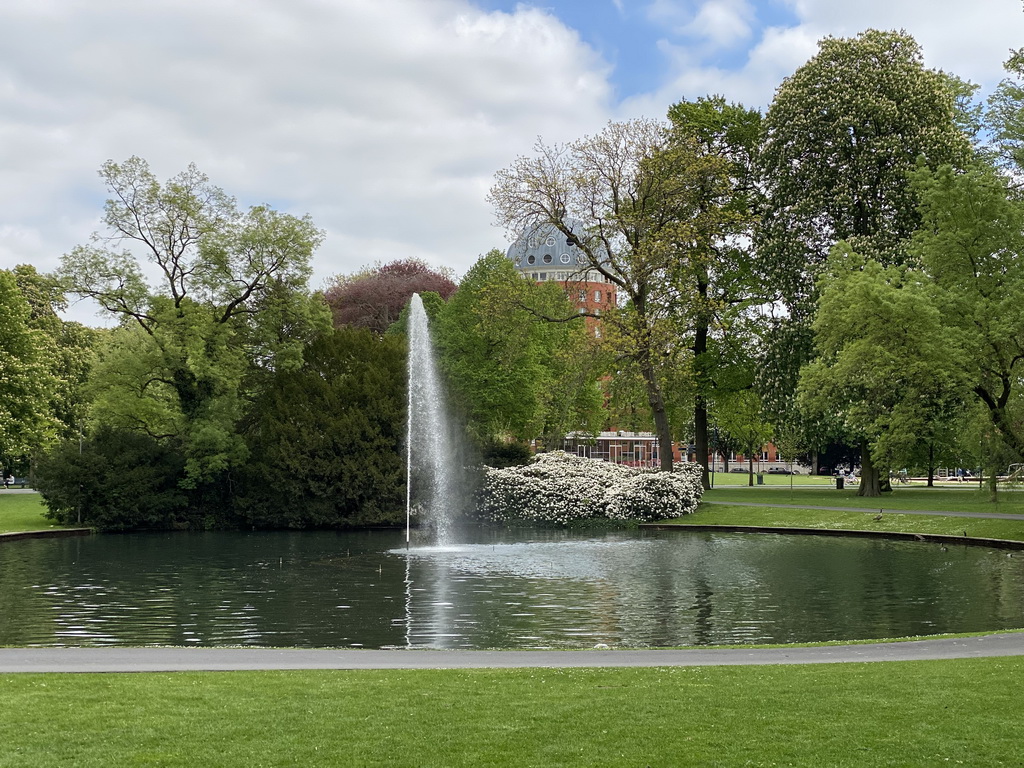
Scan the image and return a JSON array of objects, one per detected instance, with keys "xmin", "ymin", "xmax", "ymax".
[{"xmin": 324, "ymin": 258, "xmax": 457, "ymax": 334}]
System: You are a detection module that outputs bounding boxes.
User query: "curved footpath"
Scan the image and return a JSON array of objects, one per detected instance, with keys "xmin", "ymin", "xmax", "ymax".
[{"xmin": 2, "ymin": 633, "xmax": 1023, "ymax": 673}]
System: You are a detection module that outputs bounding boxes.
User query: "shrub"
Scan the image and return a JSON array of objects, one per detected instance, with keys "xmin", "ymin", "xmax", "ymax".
[
  {"xmin": 475, "ymin": 451, "xmax": 703, "ymax": 525},
  {"xmin": 34, "ymin": 427, "xmax": 189, "ymax": 530}
]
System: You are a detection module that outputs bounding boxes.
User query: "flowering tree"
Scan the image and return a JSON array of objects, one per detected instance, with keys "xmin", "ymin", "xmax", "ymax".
[{"xmin": 475, "ymin": 451, "xmax": 703, "ymax": 525}]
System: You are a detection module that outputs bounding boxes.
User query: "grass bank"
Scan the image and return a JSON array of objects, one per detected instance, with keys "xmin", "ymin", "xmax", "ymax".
[
  {"xmin": 704, "ymin": 485, "xmax": 1024, "ymax": 513},
  {"xmin": 0, "ymin": 493, "xmax": 62, "ymax": 534},
  {"xmin": 2, "ymin": 660, "xmax": 1023, "ymax": 766},
  {"xmin": 668, "ymin": 487, "xmax": 1024, "ymax": 542}
]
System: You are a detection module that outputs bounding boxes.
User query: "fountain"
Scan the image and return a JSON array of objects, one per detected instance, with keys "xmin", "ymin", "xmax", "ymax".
[{"xmin": 405, "ymin": 293, "xmax": 457, "ymax": 546}]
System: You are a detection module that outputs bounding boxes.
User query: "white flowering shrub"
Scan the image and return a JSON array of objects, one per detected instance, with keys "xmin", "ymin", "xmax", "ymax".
[{"xmin": 475, "ymin": 451, "xmax": 703, "ymax": 525}]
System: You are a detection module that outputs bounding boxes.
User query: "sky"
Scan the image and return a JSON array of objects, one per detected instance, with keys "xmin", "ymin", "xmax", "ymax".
[{"xmin": 1, "ymin": 0, "xmax": 1022, "ymax": 325}]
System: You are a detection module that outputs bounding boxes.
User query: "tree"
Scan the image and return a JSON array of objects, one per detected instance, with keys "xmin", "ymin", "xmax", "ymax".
[
  {"xmin": 325, "ymin": 258, "xmax": 457, "ymax": 334},
  {"xmin": 910, "ymin": 160, "xmax": 1024, "ymax": 466},
  {"xmin": 756, "ymin": 29, "xmax": 972, "ymax": 434},
  {"xmin": 11, "ymin": 265, "xmax": 97, "ymax": 442},
  {"xmin": 797, "ymin": 246, "xmax": 969, "ymax": 496},
  {"xmin": 665, "ymin": 96, "xmax": 765, "ymax": 487},
  {"xmin": 236, "ymin": 327, "xmax": 406, "ymax": 528},
  {"xmin": 59, "ymin": 157, "xmax": 329, "ymax": 484},
  {"xmin": 759, "ymin": 29, "xmax": 970, "ymax": 311},
  {"xmin": 489, "ymin": 119, "xmax": 733, "ymax": 471},
  {"xmin": 433, "ymin": 250, "xmax": 602, "ymax": 455},
  {"xmin": 0, "ymin": 270, "xmax": 61, "ymax": 472},
  {"xmin": 34, "ymin": 426, "xmax": 188, "ymax": 530},
  {"xmin": 714, "ymin": 389, "xmax": 773, "ymax": 486}
]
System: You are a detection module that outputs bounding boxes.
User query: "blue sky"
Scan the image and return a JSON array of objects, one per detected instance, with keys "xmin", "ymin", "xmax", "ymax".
[
  {"xmin": 0, "ymin": 0, "xmax": 1022, "ymax": 325},
  {"xmin": 476, "ymin": 0, "xmax": 802, "ymax": 99}
]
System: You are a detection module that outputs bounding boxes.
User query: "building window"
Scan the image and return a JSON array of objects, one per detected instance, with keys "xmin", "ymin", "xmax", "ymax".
[
  {"xmin": 594, "ymin": 326, "xmax": 601, "ymax": 338},
  {"xmin": 543, "ymin": 253, "xmax": 553, "ymax": 264},
  {"xmin": 593, "ymin": 290, "xmax": 602, "ymax": 303},
  {"xmin": 539, "ymin": 272, "xmax": 547, "ymax": 280},
  {"xmin": 527, "ymin": 254, "xmax": 536, "ymax": 265},
  {"xmin": 560, "ymin": 253, "xmax": 570, "ymax": 264},
  {"xmin": 546, "ymin": 236, "xmax": 556, "ymax": 247}
]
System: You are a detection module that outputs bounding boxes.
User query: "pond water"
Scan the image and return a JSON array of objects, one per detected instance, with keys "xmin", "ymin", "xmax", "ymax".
[{"xmin": 2, "ymin": 528, "xmax": 1023, "ymax": 648}]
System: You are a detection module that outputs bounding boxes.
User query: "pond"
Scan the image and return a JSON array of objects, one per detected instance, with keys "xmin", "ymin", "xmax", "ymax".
[{"xmin": 1, "ymin": 528, "xmax": 1023, "ymax": 648}]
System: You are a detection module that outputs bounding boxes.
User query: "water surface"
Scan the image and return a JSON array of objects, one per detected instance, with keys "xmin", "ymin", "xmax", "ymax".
[{"xmin": 2, "ymin": 528, "xmax": 1022, "ymax": 648}]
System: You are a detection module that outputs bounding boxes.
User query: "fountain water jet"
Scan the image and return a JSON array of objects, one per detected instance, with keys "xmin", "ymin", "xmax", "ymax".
[{"xmin": 406, "ymin": 293, "xmax": 457, "ymax": 546}]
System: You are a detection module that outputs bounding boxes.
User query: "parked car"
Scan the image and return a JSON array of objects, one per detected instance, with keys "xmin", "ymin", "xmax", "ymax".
[
  {"xmin": 767, "ymin": 467, "xmax": 792, "ymax": 474},
  {"xmin": 729, "ymin": 467, "xmax": 747, "ymax": 473}
]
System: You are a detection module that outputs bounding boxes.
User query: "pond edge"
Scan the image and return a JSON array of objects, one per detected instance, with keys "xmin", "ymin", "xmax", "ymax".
[{"xmin": 641, "ymin": 523, "xmax": 1024, "ymax": 550}]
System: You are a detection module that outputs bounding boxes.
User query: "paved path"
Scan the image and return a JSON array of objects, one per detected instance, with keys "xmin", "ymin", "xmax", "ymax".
[
  {"xmin": 2, "ymin": 634, "xmax": 1023, "ymax": 673},
  {"xmin": 701, "ymin": 500, "xmax": 1024, "ymax": 520}
]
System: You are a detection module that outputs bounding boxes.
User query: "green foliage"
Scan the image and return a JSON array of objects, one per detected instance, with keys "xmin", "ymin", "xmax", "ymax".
[
  {"xmin": 236, "ymin": 327, "xmax": 406, "ymax": 528},
  {"xmin": 434, "ymin": 250, "xmax": 601, "ymax": 449},
  {"xmin": 59, "ymin": 157, "xmax": 329, "ymax": 486},
  {"xmin": 0, "ymin": 270, "xmax": 61, "ymax": 470},
  {"xmin": 910, "ymin": 160, "xmax": 1024, "ymax": 462},
  {"xmin": 760, "ymin": 29, "xmax": 970, "ymax": 292},
  {"xmin": 798, "ymin": 245, "xmax": 969, "ymax": 491},
  {"xmin": 33, "ymin": 426, "xmax": 188, "ymax": 531},
  {"xmin": 756, "ymin": 30, "xmax": 972, "ymax": 436}
]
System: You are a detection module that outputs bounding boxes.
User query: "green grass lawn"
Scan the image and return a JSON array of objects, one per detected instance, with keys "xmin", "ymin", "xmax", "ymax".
[
  {"xmin": 669, "ymin": 486, "xmax": 1024, "ymax": 542},
  {"xmin": 703, "ymin": 484, "xmax": 1024, "ymax": 513},
  {"xmin": 0, "ymin": 493, "xmax": 62, "ymax": 534},
  {"xmin": 1, "ymin": 659, "xmax": 1022, "ymax": 767},
  {"xmin": 709, "ymin": 470, "xmax": 835, "ymax": 486}
]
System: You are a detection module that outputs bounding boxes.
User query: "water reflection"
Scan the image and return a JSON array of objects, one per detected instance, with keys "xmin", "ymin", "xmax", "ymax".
[{"xmin": 1, "ymin": 528, "xmax": 1022, "ymax": 648}]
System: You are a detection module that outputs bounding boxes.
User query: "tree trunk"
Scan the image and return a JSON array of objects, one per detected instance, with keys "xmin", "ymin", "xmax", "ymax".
[
  {"xmin": 692, "ymin": 302, "xmax": 711, "ymax": 488},
  {"xmin": 748, "ymin": 455, "xmax": 754, "ymax": 487},
  {"xmin": 695, "ymin": 394, "xmax": 709, "ymax": 489},
  {"xmin": 638, "ymin": 348, "xmax": 674, "ymax": 472},
  {"xmin": 857, "ymin": 442, "xmax": 882, "ymax": 497},
  {"xmin": 927, "ymin": 442, "xmax": 934, "ymax": 487}
]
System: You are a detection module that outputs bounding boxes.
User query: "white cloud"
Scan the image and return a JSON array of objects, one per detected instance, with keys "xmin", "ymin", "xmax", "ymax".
[
  {"xmin": 2, "ymin": 0, "xmax": 1023, "ymax": 328},
  {"xmin": 628, "ymin": 0, "xmax": 1022, "ymax": 117},
  {"xmin": 0, "ymin": 0, "xmax": 614, "ymax": 324},
  {"xmin": 683, "ymin": 0, "xmax": 756, "ymax": 48}
]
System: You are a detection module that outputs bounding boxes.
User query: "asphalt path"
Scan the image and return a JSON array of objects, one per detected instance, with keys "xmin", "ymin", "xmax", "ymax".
[{"xmin": 1, "ymin": 634, "xmax": 1023, "ymax": 673}]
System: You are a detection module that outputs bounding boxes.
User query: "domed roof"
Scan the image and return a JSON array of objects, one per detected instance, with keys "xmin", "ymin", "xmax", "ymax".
[{"xmin": 505, "ymin": 219, "xmax": 607, "ymax": 277}]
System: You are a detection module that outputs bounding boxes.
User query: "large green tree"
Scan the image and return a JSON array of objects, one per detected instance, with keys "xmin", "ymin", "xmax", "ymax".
[
  {"xmin": 666, "ymin": 96, "xmax": 764, "ymax": 486},
  {"xmin": 237, "ymin": 327, "xmax": 406, "ymax": 528},
  {"xmin": 759, "ymin": 29, "xmax": 970, "ymax": 313},
  {"xmin": 59, "ymin": 157, "xmax": 329, "ymax": 484},
  {"xmin": 756, "ymin": 29, "xmax": 972, "ymax": 470},
  {"xmin": 489, "ymin": 119, "xmax": 734, "ymax": 471},
  {"xmin": 434, "ymin": 250, "xmax": 603, "ymax": 455},
  {"xmin": 910, "ymin": 160, "xmax": 1024, "ymax": 465},
  {"xmin": 798, "ymin": 246, "xmax": 970, "ymax": 496},
  {"xmin": 11, "ymin": 265, "xmax": 97, "ymax": 442},
  {"xmin": 0, "ymin": 270, "xmax": 60, "ymax": 472}
]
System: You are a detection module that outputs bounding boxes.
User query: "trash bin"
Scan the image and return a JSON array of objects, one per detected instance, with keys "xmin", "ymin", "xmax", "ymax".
[
  {"xmin": 836, "ymin": 475, "xmax": 844, "ymax": 490},
  {"xmin": 756, "ymin": 473, "xmax": 764, "ymax": 485}
]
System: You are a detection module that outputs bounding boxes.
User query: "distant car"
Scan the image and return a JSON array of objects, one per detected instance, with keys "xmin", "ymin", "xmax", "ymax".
[
  {"xmin": 767, "ymin": 467, "xmax": 791, "ymax": 474},
  {"xmin": 729, "ymin": 467, "xmax": 747, "ymax": 473},
  {"xmin": 818, "ymin": 467, "xmax": 831, "ymax": 475}
]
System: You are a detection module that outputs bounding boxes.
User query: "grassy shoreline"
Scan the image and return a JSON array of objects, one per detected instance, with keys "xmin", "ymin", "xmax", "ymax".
[{"xmin": 663, "ymin": 486, "xmax": 1024, "ymax": 543}]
